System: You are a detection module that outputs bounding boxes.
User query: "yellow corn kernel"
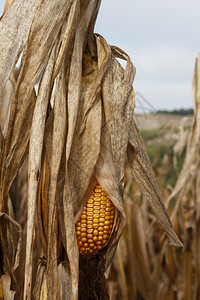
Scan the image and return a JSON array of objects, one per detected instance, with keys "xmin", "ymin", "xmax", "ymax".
[{"xmin": 75, "ymin": 183, "xmax": 115, "ymax": 254}]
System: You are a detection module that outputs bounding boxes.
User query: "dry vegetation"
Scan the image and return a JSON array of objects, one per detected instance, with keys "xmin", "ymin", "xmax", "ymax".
[{"xmin": 0, "ymin": 0, "xmax": 198, "ymax": 299}]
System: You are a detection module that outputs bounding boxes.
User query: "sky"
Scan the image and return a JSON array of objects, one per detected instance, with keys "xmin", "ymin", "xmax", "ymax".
[
  {"xmin": 95, "ymin": 0, "xmax": 200, "ymax": 112},
  {"xmin": 1, "ymin": 0, "xmax": 200, "ymax": 112}
]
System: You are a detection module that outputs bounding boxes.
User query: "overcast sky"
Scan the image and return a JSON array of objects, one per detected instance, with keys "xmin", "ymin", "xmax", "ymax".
[
  {"xmin": 95, "ymin": 0, "xmax": 200, "ymax": 112},
  {"xmin": 1, "ymin": 0, "xmax": 200, "ymax": 111}
]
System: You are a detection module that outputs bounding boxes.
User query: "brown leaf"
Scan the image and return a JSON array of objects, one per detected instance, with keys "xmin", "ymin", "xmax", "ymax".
[
  {"xmin": 24, "ymin": 42, "xmax": 58, "ymax": 300},
  {"xmin": 3, "ymin": 90, "xmax": 36, "ymax": 205},
  {"xmin": 58, "ymin": 262, "xmax": 72, "ymax": 299},
  {"xmin": 51, "ymin": 0, "xmax": 79, "ymax": 83},
  {"xmin": 101, "ymin": 44, "xmax": 136, "ymax": 182},
  {"xmin": 0, "ymin": 0, "xmax": 39, "ymax": 100},
  {"xmin": 167, "ymin": 53, "xmax": 200, "ymax": 210},
  {"xmin": 94, "ymin": 122, "xmax": 126, "ymax": 272},
  {"xmin": 0, "ymin": 79, "xmax": 13, "ymax": 135},
  {"xmin": 0, "ymin": 129, "xmax": 3, "ymax": 175},
  {"xmin": 46, "ymin": 61, "xmax": 67, "ymax": 298},
  {"xmin": 2, "ymin": 0, "xmax": 74, "ymax": 178},
  {"xmin": 0, "ymin": 212, "xmax": 22, "ymax": 273},
  {"xmin": 69, "ymin": 46, "xmax": 103, "ymax": 218},
  {"xmin": 32, "ymin": 262, "xmax": 47, "ymax": 300},
  {"xmin": 66, "ymin": 0, "xmax": 98, "ymax": 162},
  {"xmin": 62, "ymin": 169, "xmax": 79, "ymax": 300},
  {"xmin": 1, "ymin": 274, "xmax": 15, "ymax": 300},
  {"xmin": 127, "ymin": 118, "xmax": 183, "ymax": 247}
]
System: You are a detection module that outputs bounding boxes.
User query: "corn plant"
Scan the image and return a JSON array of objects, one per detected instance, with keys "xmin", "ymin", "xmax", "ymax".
[{"xmin": 0, "ymin": 0, "xmax": 181, "ymax": 299}]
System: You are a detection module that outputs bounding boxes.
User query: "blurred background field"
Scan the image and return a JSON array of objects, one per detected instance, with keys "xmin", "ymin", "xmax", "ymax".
[{"xmin": 135, "ymin": 111, "xmax": 192, "ymax": 189}]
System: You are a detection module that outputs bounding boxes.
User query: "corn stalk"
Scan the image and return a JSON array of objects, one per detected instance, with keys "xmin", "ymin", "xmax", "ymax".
[{"xmin": 0, "ymin": 0, "xmax": 181, "ymax": 299}]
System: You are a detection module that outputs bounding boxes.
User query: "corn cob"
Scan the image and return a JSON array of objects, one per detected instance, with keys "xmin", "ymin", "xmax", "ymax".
[{"xmin": 76, "ymin": 184, "xmax": 115, "ymax": 254}]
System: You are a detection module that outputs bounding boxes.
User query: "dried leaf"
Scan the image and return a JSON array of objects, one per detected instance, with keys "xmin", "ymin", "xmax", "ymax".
[
  {"xmin": 167, "ymin": 53, "xmax": 200, "ymax": 209},
  {"xmin": 46, "ymin": 61, "xmax": 67, "ymax": 298},
  {"xmin": 3, "ymin": 90, "xmax": 36, "ymax": 203},
  {"xmin": 62, "ymin": 169, "xmax": 79, "ymax": 300},
  {"xmin": 0, "ymin": 0, "xmax": 39, "ymax": 100},
  {"xmin": 69, "ymin": 42, "xmax": 103, "ymax": 218},
  {"xmin": 1, "ymin": 274, "xmax": 15, "ymax": 300},
  {"xmin": 94, "ymin": 122, "xmax": 126, "ymax": 272},
  {"xmin": 127, "ymin": 119, "xmax": 183, "ymax": 247},
  {"xmin": 0, "ymin": 212, "xmax": 22, "ymax": 272},
  {"xmin": 0, "ymin": 79, "xmax": 13, "ymax": 135},
  {"xmin": 32, "ymin": 262, "xmax": 47, "ymax": 300},
  {"xmin": 24, "ymin": 42, "xmax": 58, "ymax": 300},
  {"xmin": 66, "ymin": 0, "xmax": 98, "ymax": 161},
  {"xmin": 58, "ymin": 262, "xmax": 72, "ymax": 299},
  {"xmin": 101, "ymin": 44, "xmax": 135, "ymax": 182}
]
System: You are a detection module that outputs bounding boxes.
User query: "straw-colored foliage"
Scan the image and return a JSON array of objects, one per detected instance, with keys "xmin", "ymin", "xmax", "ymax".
[{"xmin": 0, "ymin": 0, "xmax": 181, "ymax": 299}]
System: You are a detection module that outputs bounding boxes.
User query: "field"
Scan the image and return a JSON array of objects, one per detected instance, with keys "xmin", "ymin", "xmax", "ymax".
[{"xmin": 137, "ymin": 113, "xmax": 192, "ymax": 187}]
